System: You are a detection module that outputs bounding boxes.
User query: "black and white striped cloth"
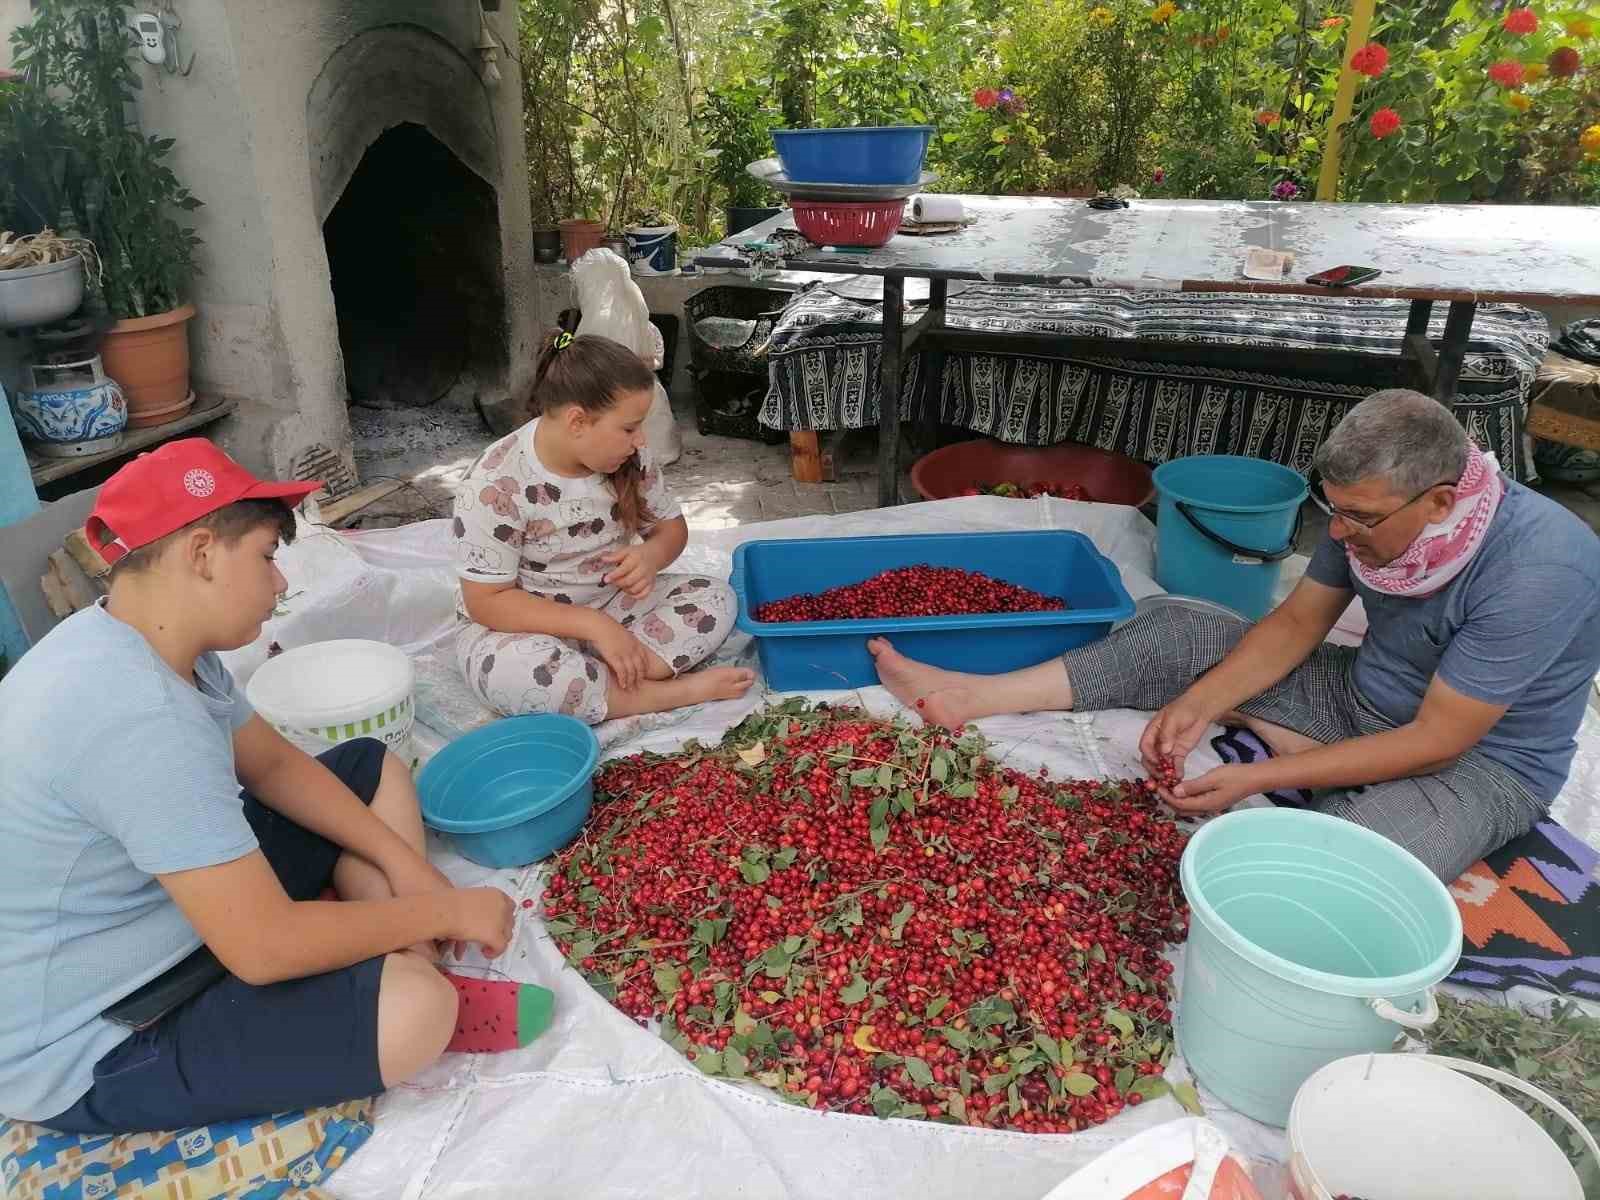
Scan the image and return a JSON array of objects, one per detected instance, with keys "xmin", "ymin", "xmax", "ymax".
[{"xmin": 761, "ymin": 286, "xmax": 1550, "ymax": 481}]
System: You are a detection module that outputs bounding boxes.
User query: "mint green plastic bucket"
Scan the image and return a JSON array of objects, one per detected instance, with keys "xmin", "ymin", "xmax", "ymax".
[
  {"xmin": 1177, "ymin": 808, "xmax": 1462, "ymax": 1126},
  {"xmin": 1153, "ymin": 455, "xmax": 1307, "ymax": 621}
]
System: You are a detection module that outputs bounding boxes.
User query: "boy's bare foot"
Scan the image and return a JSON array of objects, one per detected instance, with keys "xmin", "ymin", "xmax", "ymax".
[
  {"xmin": 868, "ymin": 637, "xmax": 980, "ymax": 727},
  {"xmin": 605, "ymin": 666, "xmax": 756, "ymax": 718}
]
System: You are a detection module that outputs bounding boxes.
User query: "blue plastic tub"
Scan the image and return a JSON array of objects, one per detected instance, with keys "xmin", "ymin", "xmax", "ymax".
[
  {"xmin": 1153, "ymin": 455, "xmax": 1307, "ymax": 621},
  {"xmin": 771, "ymin": 126, "xmax": 935, "ymax": 185},
  {"xmin": 731, "ymin": 530, "xmax": 1134, "ymax": 691},
  {"xmin": 418, "ymin": 714, "xmax": 600, "ymax": 868},
  {"xmin": 1178, "ymin": 808, "xmax": 1461, "ymax": 1126}
]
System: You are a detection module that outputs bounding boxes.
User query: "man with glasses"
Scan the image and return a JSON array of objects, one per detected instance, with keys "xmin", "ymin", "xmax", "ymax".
[{"xmin": 871, "ymin": 389, "xmax": 1600, "ymax": 881}]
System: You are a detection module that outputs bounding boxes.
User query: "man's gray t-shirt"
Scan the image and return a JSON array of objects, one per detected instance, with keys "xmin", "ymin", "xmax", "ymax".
[
  {"xmin": 1306, "ymin": 479, "xmax": 1600, "ymax": 802},
  {"xmin": 0, "ymin": 604, "xmax": 258, "ymax": 1122}
]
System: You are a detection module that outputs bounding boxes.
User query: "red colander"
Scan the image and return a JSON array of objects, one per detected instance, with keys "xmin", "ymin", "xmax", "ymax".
[{"xmin": 791, "ymin": 199, "xmax": 907, "ymax": 248}]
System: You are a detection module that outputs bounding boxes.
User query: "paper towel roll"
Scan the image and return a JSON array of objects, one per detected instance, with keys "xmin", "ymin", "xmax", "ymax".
[{"xmin": 911, "ymin": 195, "xmax": 965, "ymax": 223}]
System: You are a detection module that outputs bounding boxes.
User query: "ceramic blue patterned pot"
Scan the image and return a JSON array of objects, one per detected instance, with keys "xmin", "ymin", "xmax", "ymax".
[
  {"xmin": 1533, "ymin": 437, "xmax": 1600, "ymax": 484},
  {"xmin": 11, "ymin": 355, "xmax": 127, "ymax": 458}
]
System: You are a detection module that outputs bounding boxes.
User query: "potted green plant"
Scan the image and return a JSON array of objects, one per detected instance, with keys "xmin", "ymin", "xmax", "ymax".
[
  {"xmin": 11, "ymin": 0, "xmax": 203, "ymax": 429},
  {"xmin": 701, "ymin": 83, "xmax": 780, "ymax": 235}
]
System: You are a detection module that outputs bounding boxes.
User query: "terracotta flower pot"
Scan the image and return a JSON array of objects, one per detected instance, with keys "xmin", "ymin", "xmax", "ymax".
[
  {"xmin": 99, "ymin": 303, "xmax": 197, "ymax": 428},
  {"xmin": 558, "ymin": 218, "xmax": 606, "ymax": 263}
]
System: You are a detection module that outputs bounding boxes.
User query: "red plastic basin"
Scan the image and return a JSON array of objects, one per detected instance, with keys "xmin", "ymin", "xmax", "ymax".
[{"xmin": 910, "ymin": 439, "xmax": 1155, "ymax": 507}]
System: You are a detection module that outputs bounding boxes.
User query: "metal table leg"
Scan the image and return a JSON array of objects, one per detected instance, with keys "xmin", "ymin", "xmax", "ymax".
[
  {"xmin": 878, "ymin": 274, "xmax": 906, "ymax": 507},
  {"xmin": 919, "ymin": 278, "xmax": 949, "ymax": 452},
  {"xmin": 1434, "ymin": 300, "xmax": 1476, "ymax": 406}
]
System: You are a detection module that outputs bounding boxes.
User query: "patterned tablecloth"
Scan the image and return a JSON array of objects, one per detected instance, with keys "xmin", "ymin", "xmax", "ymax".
[{"xmin": 759, "ymin": 285, "xmax": 1551, "ymax": 480}]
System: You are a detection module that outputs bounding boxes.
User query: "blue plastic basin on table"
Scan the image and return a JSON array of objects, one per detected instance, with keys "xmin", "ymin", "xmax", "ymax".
[
  {"xmin": 418, "ymin": 714, "xmax": 600, "ymax": 869},
  {"xmin": 771, "ymin": 126, "xmax": 935, "ymax": 185},
  {"xmin": 731, "ymin": 530, "xmax": 1134, "ymax": 691}
]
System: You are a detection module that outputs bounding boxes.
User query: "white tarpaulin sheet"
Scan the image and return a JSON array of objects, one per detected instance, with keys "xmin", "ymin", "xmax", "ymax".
[{"xmin": 220, "ymin": 497, "xmax": 1600, "ymax": 1200}]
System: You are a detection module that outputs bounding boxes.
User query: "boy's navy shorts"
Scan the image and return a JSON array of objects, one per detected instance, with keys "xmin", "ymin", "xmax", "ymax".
[{"xmin": 42, "ymin": 738, "xmax": 392, "ymax": 1134}]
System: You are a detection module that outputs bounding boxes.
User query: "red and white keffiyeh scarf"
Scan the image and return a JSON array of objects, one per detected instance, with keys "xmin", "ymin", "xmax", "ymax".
[{"xmin": 1347, "ymin": 446, "xmax": 1505, "ymax": 598}]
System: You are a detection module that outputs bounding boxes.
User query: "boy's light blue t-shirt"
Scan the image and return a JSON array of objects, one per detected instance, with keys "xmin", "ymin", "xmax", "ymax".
[
  {"xmin": 0, "ymin": 604, "xmax": 258, "ymax": 1122},
  {"xmin": 1306, "ymin": 479, "xmax": 1600, "ymax": 802}
]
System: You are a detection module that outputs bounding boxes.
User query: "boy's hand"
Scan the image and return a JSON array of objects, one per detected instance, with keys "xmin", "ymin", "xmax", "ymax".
[
  {"xmin": 589, "ymin": 617, "xmax": 651, "ymax": 690},
  {"xmin": 383, "ymin": 855, "xmax": 466, "ymax": 957},
  {"xmin": 447, "ymin": 887, "xmax": 517, "ymax": 959},
  {"xmin": 601, "ymin": 545, "xmax": 658, "ymax": 599}
]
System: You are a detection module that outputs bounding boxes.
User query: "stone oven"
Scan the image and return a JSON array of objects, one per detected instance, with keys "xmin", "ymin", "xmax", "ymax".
[{"xmin": 0, "ymin": 1, "xmax": 538, "ymax": 483}]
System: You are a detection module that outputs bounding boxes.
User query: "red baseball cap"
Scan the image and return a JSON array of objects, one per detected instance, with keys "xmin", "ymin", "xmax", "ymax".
[{"xmin": 86, "ymin": 438, "xmax": 322, "ymax": 564}]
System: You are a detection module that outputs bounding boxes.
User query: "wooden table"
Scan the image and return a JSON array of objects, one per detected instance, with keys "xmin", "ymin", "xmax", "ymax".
[{"xmin": 697, "ymin": 197, "xmax": 1600, "ymax": 505}]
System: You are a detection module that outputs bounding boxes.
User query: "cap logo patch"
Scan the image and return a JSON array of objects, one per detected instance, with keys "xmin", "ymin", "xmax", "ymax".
[{"xmin": 183, "ymin": 468, "xmax": 217, "ymax": 498}]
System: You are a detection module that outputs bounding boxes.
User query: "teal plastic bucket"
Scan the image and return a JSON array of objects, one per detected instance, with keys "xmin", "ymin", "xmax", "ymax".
[
  {"xmin": 1153, "ymin": 455, "xmax": 1307, "ymax": 620},
  {"xmin": 1177, "ymin": 808, "xmax": 1462, "ymax": 1127}
]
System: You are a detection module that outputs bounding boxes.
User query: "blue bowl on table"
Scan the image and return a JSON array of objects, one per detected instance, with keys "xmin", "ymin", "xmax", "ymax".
[
  {"xmin": 772, "ymin": 126, "xmax": 935, "ymax": 185},
  {"xmin": 418, "ymin": 714, "xmax": 600, "ymax": 869}
]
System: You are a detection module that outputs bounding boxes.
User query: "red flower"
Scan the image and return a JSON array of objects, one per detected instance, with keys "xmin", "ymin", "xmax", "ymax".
[
  {"xmin": 1502, "ymin": 7, "xmax": 1537, "ymax": 35},
  {"xmin": 1488, "ymin": 58, "xmax": 1527, "ymax": 88},
  {"xmin": 1255, "ymin": 109, "xmax": 1282, "ymax": 126},
  {"xmin": 973, "ymin": 88, "xmax": 999, "ymax": 110},
  {"xmin": 1369, "ymin": 107, "xmax": 1402, "ymax": 138},
  {"xmin": 1349, "ymin": 43, "xmax": 1389, "ymax": 77},
  {"xmin": 1549, "ymin": 47, "xmax": 1582, "ymax": 77}
]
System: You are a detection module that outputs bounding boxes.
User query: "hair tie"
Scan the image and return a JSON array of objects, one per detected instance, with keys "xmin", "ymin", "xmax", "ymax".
[{"xmin": 553, "ymin": 331, "xmax": 574, "ymax": 352}]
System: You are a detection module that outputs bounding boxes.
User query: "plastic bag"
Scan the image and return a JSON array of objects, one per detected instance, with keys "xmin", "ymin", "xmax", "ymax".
[
  {"xmin": 1041, "ymin": 1118, "xmax": 1263, "ymax": 1200},
  {"xmin": 571, "ymin": 248, "xmax": 681, "ymax": 464}
]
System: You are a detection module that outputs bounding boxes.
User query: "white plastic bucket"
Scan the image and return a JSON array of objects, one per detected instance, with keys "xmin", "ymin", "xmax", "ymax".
[
  {"xmin": 623, "ymin": 223, "xmax": 678, "ymax": 275},
  {"xmin": 1041, "ymin": 1117, "xmax": 1262, "ymax": 1200},
  {"xmin": 1287, "ymin": 1052, "xmax": 1598, "ymax": 1200},
  {"xmin": 246, "ymin": 638, "xmax": 415, "ymax": 762}
]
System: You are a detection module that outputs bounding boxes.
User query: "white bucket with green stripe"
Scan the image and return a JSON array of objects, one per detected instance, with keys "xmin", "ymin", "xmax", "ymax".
[{"xmin": 246, "ymin": 639, "xmax": 416, "ymax": 765}]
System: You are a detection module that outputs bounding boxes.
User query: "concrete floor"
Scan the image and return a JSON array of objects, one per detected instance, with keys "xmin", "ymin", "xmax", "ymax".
[
  {"xmin": 345, "ymin": 396, "xmax": 908, "ymax": 531},
  {"xmin": 346, "ymin": 398, "xmax": 1600, "ymax": 546}
]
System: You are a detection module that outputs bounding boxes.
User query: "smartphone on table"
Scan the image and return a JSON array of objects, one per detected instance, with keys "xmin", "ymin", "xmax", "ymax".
[{"xmin": 1306, "ymin": 264, "xmax": 1382, "ymax": 288}]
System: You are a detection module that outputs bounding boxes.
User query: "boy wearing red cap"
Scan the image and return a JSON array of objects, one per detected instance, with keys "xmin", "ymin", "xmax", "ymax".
[{"xmin": 0, "ymin": 440, "xmax": 518, "ymax": 1133}]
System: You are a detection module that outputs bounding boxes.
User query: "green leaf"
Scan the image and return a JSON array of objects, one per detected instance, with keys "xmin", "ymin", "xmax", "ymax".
[
  {"xmin": 694, "ymin": 1049, "xmax": 724, "ymax": 1075},
  {"xmin": 724, "ymin": 1046, "xmax": 748, "ymax": 1078},
  {"xmin": 949, "ymin": 780, "xmax": 976, "ymax": 798},
  {"xmin": 925, "ymin": 995, "xmax": 951, "ymax": 1020},
  {"xmin": 1034, "ymin": 1033, "xmax": 1063, "ymax": 1066},
  {"xmin": 1130, "ymin": 1076, "xmax": 1171, "ymax": 1101},
  {"xmin": 875, "ymin": 764, "xmax": 895, "ymax": 791},
  {"xmin": 890, "ymin": 903, "xmax": 914, "ymax": 939},
  {"xmin": 944, "ymin": 1091, "xmax": 967, "ymax": 1119},
  {"xmin": 1105, "ymin": 1008, "xmax": 1136, "ymax": 1040},
  {"xmin": 1173, "ymin": 1081, "xmax": 1204, "ymax": 1115},
  {"xmin": 654, "ymin": 966, "xmax": 681, "ymax": 996},
  {"xmin": 1115, "ymin": 1065, "xmax": 1136, "ymax": 1094},
  {"xmin": 870, "ymin": 1084, "xmax": 908, "ymax": 1118},
  {"xmin": 983, "ymin": 1071, "xmax": 1013, "ymax": 1095},
  {"xmin": 930, "ymin": 753, "xmax": 950, "ymax": 783},
  {"xmin": 869, "ymin": 795, "xmax": 890, "ymax": 829},
  {"xmin": 870, "ymin": 822, "xmax": 889, "ymax": 851},
  {"xmin": 1063, "ymin": 1072, "xmax": 1099, "ymax": 1096},
  {"xmin": 905, "ymin": 1056, "xmax": 935, "ymax": 1087},
  {"xmin": 570, "ymin": 937, "xmax": 597, "ymax": 961},
  {"xmin": 773, "ymin": 847, "xmax": 799, "ymax": 869},
  {"xmin": 840, "ymin": 974, "xmax": 870, "ymax": 1005},
  {"xmin": 850, "ymin": 767, "xmax": 876, "ymax": 786},
  {"xmin": 739, "ymin": 860, "xmax": 771, "ymax": 884}
]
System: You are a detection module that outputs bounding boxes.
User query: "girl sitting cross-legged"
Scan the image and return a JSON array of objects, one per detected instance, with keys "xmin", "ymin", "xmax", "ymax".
[{"xmin": 452, "ymin": 332, "xmax": 754, "ymax": 723}]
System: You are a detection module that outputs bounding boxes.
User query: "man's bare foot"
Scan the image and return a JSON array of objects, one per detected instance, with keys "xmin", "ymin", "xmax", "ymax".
[
  {"xmin": 605, "ymin": 666, "xmax": 756, "ymax": 718},
  {"xmin": 868, "ymin": 637, "xmax": 980, "ymax": 727}
]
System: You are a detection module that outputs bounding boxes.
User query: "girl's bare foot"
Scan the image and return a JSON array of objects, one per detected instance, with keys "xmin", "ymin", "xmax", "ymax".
[
  {"xmin": 605, "ymin": 666, "xmax": 756, "ymax": 718},
  {"xmin": 868, "ymin": 637, "xmax": 980, "ymax": 727}
]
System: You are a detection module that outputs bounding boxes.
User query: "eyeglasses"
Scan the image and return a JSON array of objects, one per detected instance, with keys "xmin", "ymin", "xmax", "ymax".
[{"xmin": 1307, "ymin": 473, "xmax": 1456, "ymax": 535}]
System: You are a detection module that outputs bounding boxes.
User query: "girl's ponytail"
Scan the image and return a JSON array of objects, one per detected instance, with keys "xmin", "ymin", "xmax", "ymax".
[{"xmin": 530, "ymin": 331, "xmax": 661, "ymax": 535}]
